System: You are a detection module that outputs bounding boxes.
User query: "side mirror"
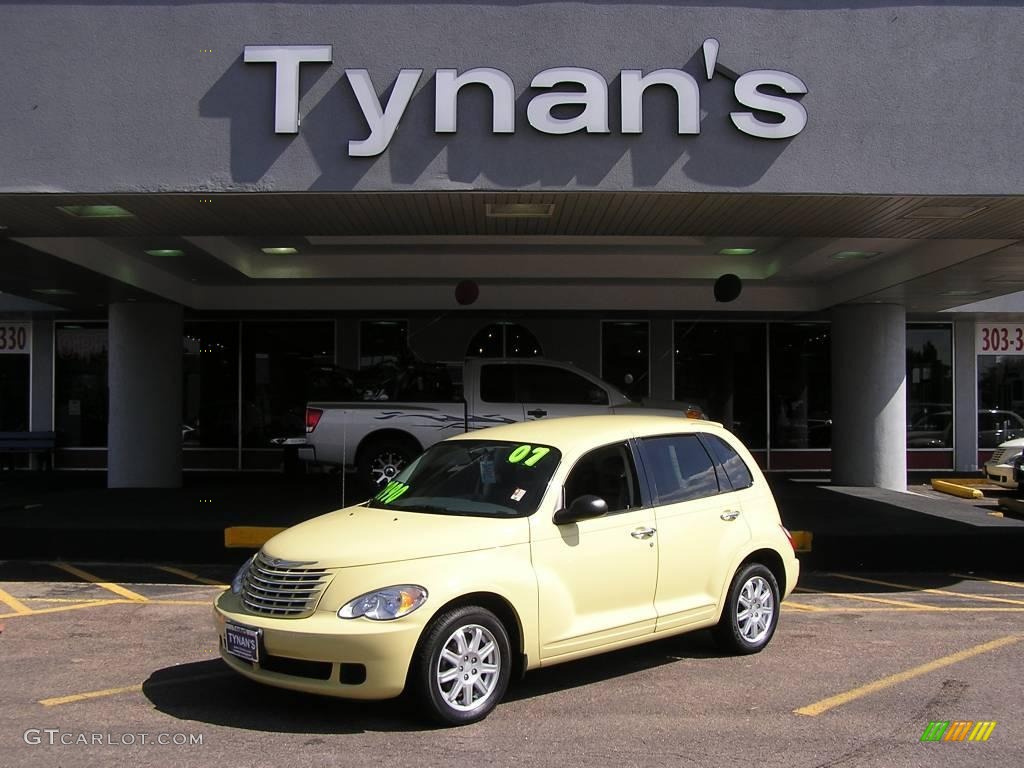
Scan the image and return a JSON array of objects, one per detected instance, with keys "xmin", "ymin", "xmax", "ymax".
[{"xmin": 553, "ymin": 494, "xmax": 609, "ymax": 525}]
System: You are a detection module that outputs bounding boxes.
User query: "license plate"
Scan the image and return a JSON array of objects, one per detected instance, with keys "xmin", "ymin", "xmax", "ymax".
[{"xmin": 225, "ymin": 623, "xmax": 261, "ymax": 663}]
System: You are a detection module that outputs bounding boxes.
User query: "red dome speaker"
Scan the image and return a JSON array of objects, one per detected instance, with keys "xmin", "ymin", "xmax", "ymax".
[{"xmin": 455, "ymin": 280, "xmax": 480, "ymax": 306}]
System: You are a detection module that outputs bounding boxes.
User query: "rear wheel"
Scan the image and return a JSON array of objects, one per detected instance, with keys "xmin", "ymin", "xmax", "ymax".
[
  {"xmin": 712, "ymin": 563, "xmax": 780, "ymax": 655},
  {"xmin": 358, "ymin": 436, "xmax": 417, "ymax": 493},
  {"xmin": 410, "ymin": 606, "xmax": 512, "ymax": 726}
]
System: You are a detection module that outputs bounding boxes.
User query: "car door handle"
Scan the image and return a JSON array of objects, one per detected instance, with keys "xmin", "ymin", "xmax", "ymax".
[
  {"xmin": 527, "ymin": 409, "xmax": 547, "ymax": 418},
  {"xmin": 630, "ymin": 527, "xmax": 657, "ymax": 539},
  {"xmin": 720, "ymin": 510, "xmax": 741, "ymax": 521}
]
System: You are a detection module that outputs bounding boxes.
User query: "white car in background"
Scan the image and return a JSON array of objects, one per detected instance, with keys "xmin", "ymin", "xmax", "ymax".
[{"xmin": 984, "ymin": 438, "xmax": 1024, "ymax": 491}]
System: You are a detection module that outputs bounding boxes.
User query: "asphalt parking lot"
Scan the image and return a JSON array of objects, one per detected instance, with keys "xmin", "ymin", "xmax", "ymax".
[{"xmin": 1, "ymin": 561, "xmax": 1022, "ymax": 768}]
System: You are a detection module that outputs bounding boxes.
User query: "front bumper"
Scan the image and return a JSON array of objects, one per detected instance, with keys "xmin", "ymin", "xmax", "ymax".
[
  {"xmin": 984, "ymin": 460, "xmax": 1021, "ymax": 489},
  {"xmin": 213, "ymin": 590, "xmax": 423, "ymax": 700}
]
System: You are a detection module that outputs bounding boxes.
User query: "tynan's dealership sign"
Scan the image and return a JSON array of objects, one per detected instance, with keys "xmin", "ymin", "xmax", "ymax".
[{"xmin": 244, "ymin": 39, "xmax": 808, "ymax": 157}]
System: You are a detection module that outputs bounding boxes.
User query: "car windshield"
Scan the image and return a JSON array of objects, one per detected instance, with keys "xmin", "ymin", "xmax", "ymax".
[{"xmin": 365, "ymin": 440, "xmax": 562, "ymax": 518}]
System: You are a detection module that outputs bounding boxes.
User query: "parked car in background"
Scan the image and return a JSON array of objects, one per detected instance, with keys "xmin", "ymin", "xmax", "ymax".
[
  {"xmin": 984, "ymin": 438, "xmax": 1024, "ymax": 491},
  {"xmin": 907, "ymin": 409, "xmax": 1024, "ymax": 449},
  {"xmin": 215, "ymin": 414, "xmax": 799, "ymax": 725},
  {"xmin": 299, "ymin": 357, "xmax": 706, "ymax": 491}
]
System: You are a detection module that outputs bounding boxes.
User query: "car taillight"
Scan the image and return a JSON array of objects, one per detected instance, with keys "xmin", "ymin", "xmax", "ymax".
[
  {"xmin": 305, "ymin": 407, "xmax": 323, "ymax": 433},
  {"xmin": 780, "ymin": 525, "xmax": 796, "ymax": 551}
]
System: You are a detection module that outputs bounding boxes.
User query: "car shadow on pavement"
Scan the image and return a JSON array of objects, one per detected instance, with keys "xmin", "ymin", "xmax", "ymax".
[{"xmin": 143, "ymin": 633, "xmax": 727, "ymax": 733}]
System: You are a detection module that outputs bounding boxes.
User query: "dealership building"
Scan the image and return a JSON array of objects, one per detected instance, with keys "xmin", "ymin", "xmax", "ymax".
[{"xmin": 2, "ymin": 1, "xmax": 1024, "ymax": 491}]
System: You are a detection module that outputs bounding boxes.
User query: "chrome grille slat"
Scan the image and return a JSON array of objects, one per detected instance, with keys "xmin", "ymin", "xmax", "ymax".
[
  {"xmin": 248, "ymin": 573, "xmax": 326, "ymax": 589},
  {"xmin": 241, "ymin": 554, "xmax": 330, "ymax": 618}
]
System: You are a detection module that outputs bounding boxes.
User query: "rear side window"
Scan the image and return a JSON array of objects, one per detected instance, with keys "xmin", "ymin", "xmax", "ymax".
[
  {"xmin": 701, "ymin": 433, "xmax": 754, "ymax": 491},
  {"xmin": 639, "ymin": 434, "xmax": 719, "ymax": 503},
  {"xmin": 480, "ymin": 365, "xmax": 515, "ymax": 403}
]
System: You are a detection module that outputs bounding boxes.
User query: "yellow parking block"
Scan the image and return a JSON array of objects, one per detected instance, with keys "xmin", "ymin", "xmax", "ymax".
[
  {"xmin": 931, "ymin": 479, "xmax": 984, "ymax": 499},
  {"xmin": 224, "ymin": 526, "xmax": 286, "ymax": 548}
]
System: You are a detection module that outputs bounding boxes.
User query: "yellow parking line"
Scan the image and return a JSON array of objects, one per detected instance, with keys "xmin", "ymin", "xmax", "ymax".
[
  {"xmin": 0, "ymin": 600, "xmax": 127, "ymax": 619},
  {"xmin": 828, "ymin": 573, "xmax": 1024, "ymax": 606},
  {"xmin": 40, "ymin": 670, "xmax": 232, "ymax": 707},
  {"xmin": 794, "ymin": 634, "xmax": 1021, "ymax": 716},
  {"xmin": 40, "ymin": 684, "xmax": 143, "ymax": 707},
  {"xmin": 50, "ymin": 562, "xmax": 149, "ymax": 602},
  {"xmin": 782, "ymin": 600, "xmax": 825, "ymax": 612},
  {"xmin": 798, "ymin": 585, "xmax": 931, "ymax": 610},
  {"xmin": 950, "ymin": 573, "xmax": 1024, "ymax": 590},
  {"xmin": 152, "ymin": 565, "xmax": 227, "ymax": 587},
  {"xmin": 0, "ymin": 587, "xmax": 32, "ymax": 614}
]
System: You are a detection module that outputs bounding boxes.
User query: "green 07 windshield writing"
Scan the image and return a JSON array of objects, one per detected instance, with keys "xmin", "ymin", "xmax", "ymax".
[{"xmin": 507, "ymin": 445, "xmax": 551, "ymax": 467}]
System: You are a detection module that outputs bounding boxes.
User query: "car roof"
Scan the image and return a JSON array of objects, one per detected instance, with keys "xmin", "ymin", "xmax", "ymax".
[{"xmin": 446, "ymin": 414, "xmax": 724, "ymax": 456}]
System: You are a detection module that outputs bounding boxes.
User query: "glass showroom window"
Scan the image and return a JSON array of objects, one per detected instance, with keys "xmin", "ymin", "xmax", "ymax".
[
  {"xmin": 183, "ymin": 322, "xmax": 239, "ymax": 448},
  {"xmin": 977, "ymin": 355, "xmax": 1024, "ymax": 449},
  {"xmin": 466, "ymin": 323, "xmax": 542, "ymax": 358},
  {"xmin": 54, "ymin": 323, "xmax": 109, "ymax": 447},
  {"xmin": 674, "ymin": 322, "xmax": 767, "ymax": 449},
  {"xmin": 905, "ymin": 325, "xmax": 953, "ymax": 449},
  {"xmin": 360, "ymin": 320, "xmax": 408, "ymax": 368},
  {"xmin": 769, "ymin": 324, "xmax": 831, "ymax": 449},
  {"xmin": 602, "ymin": 321, "xmax": 650, "ymax": 400},
  {"xmin": 0, "ymin": 353, "xmax": 30, "ymax": 431},
  {"xmin": 241, "ymin": 321, "xmax": 334, "ymax": 447}
]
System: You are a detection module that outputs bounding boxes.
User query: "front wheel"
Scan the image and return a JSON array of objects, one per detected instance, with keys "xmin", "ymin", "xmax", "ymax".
[
  {"xmin": 712, "ymin": 563, "xmax": 780, "ymax": 655},
  {"xmin": 410, "ymin": 606, "xmax": 512, "ymax": 726}
]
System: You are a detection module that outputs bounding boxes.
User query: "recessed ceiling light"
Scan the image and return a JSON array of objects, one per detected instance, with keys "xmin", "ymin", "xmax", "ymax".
[
  {"xmin": 941, "ymin": 289, "xmax": 986, "ymax": 296},
  {"xmin": 32, "ymin": 288, "xmax": 76, "ymax": 296},
  {"xmin": 717, "ymin": 247, "xmax": 757, "ymax": 256},
  {"xmin": 903, "ymin": 205, "xmax": 985, "ymax": 220},
  {"xmin": 145, "ymin": 249, "xmax": 184, "ymax": 258},
  {"xmin": 485, "ymin": 203, "xmax": 555, "ymax": 219},
  {"xmin": 56, "ymin": 204, "xmax": 134, "ymax": 219},
  {"xmin": 831, "ymin": 250, "xmax": 881, "ymax": 260},
  {"xmin": 261, "ymin": 246, "xmax": 299, "ymax": 255}
]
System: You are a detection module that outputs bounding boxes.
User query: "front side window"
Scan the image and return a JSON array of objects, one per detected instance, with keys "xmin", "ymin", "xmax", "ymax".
[
  {"xmin": 563, "ymin": 442, "xmax": 641, "ymax": 514},
  {"xmin": 367, "ymin": 439, "xmax": 561, "ymax": 518},
  {"xmin": 640, "ymin": 434, "xmax": 720, "ymax": 503}
]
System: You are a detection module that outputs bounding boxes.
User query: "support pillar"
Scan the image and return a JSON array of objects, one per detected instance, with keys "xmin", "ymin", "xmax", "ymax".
[
  {"xmin": 108, "ymin": 302, "xmax": 182, "ymax": 488},
  {"xmin": 831, "ymin": 304, "xmax": 906, "ymax": 490},
  {"xmin": 953, "ymin": 320, "xmax": 978, "ymax": 471}
]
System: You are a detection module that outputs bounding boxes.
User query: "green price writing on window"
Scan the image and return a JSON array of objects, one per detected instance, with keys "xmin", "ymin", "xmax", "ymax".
[{"xmin": 376, "ymin": 481, "xmax": 410, "ymax": 504}]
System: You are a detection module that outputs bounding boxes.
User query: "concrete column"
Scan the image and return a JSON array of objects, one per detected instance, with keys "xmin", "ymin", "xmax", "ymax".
[
  {"xmin": 108, "ymin": 302, "xmax": 183, "ymax": 488},
  {"xmin": 953, "ymin": 320, "xmax": 978, "ymax": 471},
  {"xmin": 831, "ymin": 303, "xmax": 907, "ymax": 490},
  {"xmin": 650, "ymin": 317, "xmax": 673, "ymax": 401},
  {"xmin": 30, "ymin": 315, "xmax": 54, "ymax": 432}
]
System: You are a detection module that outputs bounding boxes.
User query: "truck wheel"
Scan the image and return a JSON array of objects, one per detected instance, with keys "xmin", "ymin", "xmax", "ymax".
[{"xmin": 358, "ymin": 437, "xmax": 417, "ymax": 491}]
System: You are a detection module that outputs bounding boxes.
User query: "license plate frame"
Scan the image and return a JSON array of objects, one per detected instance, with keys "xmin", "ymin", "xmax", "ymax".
[{"xmin": 225, "ymin": 623, "xmax": 262, "ymax": 663}]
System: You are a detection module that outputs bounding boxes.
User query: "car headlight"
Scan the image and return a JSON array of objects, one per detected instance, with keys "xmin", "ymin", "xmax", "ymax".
[
  {"xmin": 230, "ymin": 555, "xmax": 255, "ymax": 595},
  {"xmin": 338, "ymin": 585, "xmax": 428, "ymax": 621}
]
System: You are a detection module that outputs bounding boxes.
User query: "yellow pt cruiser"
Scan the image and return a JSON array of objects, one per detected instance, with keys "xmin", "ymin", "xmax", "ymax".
[{"xmin": 214, "ymin": 414, "xmax": 799, "ymax": 725}]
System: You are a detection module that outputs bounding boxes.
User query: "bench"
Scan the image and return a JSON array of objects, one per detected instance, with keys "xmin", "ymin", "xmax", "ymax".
[{"xmin": 0, "ymin": 431, "xmax": 56, "ymax": 471}]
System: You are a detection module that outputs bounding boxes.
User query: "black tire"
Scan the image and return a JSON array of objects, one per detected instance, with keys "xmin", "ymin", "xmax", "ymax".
[
  {"xmin": 410, "ymin": 606, "xmax": 512, "ymax": 726},
  {"xmin": 712, "ymin": 563, "xmax": 780, "ymax": 655},
  {"xmin": 357, "ymin": 436, "xmax": 418, "ymax": 493}
]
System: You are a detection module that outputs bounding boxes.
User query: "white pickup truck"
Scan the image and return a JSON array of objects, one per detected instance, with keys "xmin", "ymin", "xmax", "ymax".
[{"xmin": 299, "ymin": 357, "xmax": 704, "ymax": 491}]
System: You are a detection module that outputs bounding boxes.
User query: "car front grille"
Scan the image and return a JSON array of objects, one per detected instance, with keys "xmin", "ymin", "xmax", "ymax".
[
  {"xmin": 989, "ymin": 448, "xmax": 1019, "ymax": 465},
  {"xmin": 241, "ymin": 553, "xmax": 330, "ymax": 618}
]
